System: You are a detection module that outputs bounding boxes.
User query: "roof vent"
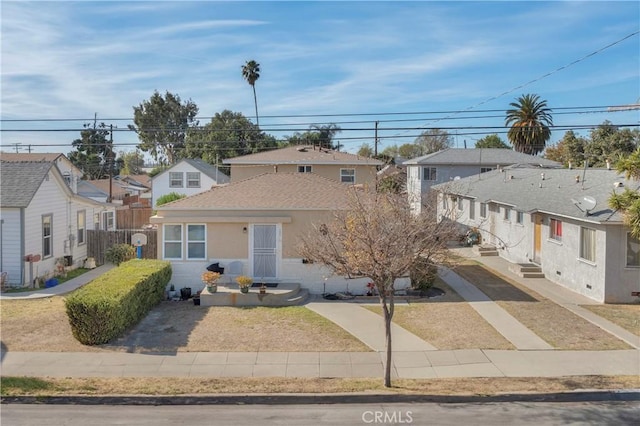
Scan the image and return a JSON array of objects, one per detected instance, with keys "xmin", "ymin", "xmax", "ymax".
[{"xmin": 614, "ymin": 182, "xmax": 624, "ymax": 188}]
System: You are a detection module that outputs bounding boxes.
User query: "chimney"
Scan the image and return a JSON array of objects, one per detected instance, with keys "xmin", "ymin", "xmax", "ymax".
[{"xmin": 606, "ymin": 160, "xmax": 611, "ymax": 170}]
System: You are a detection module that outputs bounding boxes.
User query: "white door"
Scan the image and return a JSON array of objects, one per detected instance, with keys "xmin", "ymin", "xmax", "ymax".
[{"xmin": 252, "ymin": 224, "xmax": 278, "ymax": 280}]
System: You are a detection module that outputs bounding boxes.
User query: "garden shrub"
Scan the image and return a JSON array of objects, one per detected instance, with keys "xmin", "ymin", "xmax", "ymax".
[
  {"xmin": 105, "ymin": 243, "xmax": 136, "ymax": 265},
  {"xmin": 65, "ymin": 259, "xmax": 171, "ymax": 345},
  {"xmin": 410, "ymin": 257, "xmax": 438, "ymax": 293}
]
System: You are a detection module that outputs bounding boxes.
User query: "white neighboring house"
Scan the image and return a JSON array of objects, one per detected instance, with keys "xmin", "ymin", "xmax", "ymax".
[
  {"xmin": 152, "ymin": 159, "xmax": 229, "ymax": 207},
  {"xmin": 432, "ymin": 165, "xmax": 640, "ymax": 303},
  {"xmin": 0, "ymin": 160, "xmax": 116, "ymax": 287},
  {"xmin": 2, "ymin": 153, "xmax": 83, "ymax": 193},
  {"xmin": 403, "ymin": 148, "xmax": 559, "ymax": 213}
]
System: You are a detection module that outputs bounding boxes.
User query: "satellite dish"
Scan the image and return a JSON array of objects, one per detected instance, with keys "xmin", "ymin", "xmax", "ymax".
[{"xmin": 582, "ymin": 196, "xmax": 597, "ymax": 213}]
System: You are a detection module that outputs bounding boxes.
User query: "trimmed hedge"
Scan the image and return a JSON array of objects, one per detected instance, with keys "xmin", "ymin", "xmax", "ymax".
[{"xmin": 65, "ymin": 259, "xmax": 172, "ymax": 345}]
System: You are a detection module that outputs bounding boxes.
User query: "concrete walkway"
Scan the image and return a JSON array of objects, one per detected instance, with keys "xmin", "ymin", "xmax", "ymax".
[
  {"xmin": 1, "ymin": 349, "xmax": 637, "ymax": 379},
  {"xmin": 438, "ymin": 267, "xmax": 553, "ymax": 350},
  {"xmin": 455, "ymin": 248, "xmax": 640, "ymax": 350},
  {"xmin": 0, "ymin": 264, "xmax": 115, "ymax": 300},
  {"xmin": 306, "ymin": 301, "xmax": 436, "ymax": 351}
]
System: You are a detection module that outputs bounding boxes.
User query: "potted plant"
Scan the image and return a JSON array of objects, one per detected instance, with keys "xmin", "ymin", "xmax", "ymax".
[
  {"xmin": 201, "ymin": 271, "xmax": 221, "ymax": 293},
  {"xmin": 366, "ymin": 282, "xmax": 375, "ymax": 296},
  {"xmin": 236, "ymin": 275, "xmax": 253, "ymax": 293},
  {"xmin": 168, "ymin": 284, "xmax": 177, "ymax": 299}
]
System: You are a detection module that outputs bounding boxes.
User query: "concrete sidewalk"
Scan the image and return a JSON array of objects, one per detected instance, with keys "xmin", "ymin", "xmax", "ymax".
[
  {"xmin": 306, "ymin": 301, "xmax": 436, "ymax": 351},
  {"xmin": 454, "ymin": 248, "xmax": 640, "ymax": 350},
  {"xmin": 0, "ymin": 264, "xmax": 115, "ymax": 300},
  {"xmin": 1, "ymin": 349, "xmax": 638, "ymax": 379}
]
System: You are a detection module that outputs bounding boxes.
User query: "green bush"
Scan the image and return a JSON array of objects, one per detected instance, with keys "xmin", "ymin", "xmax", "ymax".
[
  {"xmin": 155, "ymin": 192, "xmax": 186, "ymax": 206},
  {"xmin": 105, "ymin": 244, "xmax": 136, "ymax": 265},
  {"xmin": 65, "ymin": 259, "xmax": 171, "ymax": 345},
  {"xmin": 410, "ymin": 257, "xmax": 438, "ymax": 293}
]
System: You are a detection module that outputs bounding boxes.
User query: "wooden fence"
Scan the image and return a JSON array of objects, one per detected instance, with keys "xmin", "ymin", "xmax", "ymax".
[
  {"xmin": 87, "ymin": 229, "xmax": 157, "ymax": 265},
  {"xmin": 116, "ymin": 207, "xmax": 153, "ymax": 230}
]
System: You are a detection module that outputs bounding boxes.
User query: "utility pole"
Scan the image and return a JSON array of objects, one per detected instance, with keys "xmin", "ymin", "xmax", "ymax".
[
  {"xmin": 374, "ymin": 121, "xmax": 379, "ymax": 156},
  {"xmin": 107, "ymin": 124, "xmax": 113, "ymax": 203},
  {"xmin": 27, "ymin": 145, "xmax": 32, "ymax": 153},
  {"xmin": 12, "ymin": 143, "xmax": 21, "ymax": 153}
]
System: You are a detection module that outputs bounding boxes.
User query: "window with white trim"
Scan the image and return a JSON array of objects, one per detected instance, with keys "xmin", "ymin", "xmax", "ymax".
[
  {"xmin": 516, "ymin": 211, "xmax": 524, "ymax": 225},
  {"xmin": 169, "ymin": 172, "xmax": 183, "ymax": 188},
  {"xmin": 102, "ymin": 211, "xmax": 114, "ymax": 231},
  {"xmin": 42, "ymin": 214, "xmax": 53, "ymax": 258},
  {"xmin": 549, "ymin": 218, "xmax": 562, "ymax": 241},
  {"xmin": 340, "ymin": 168, "xmax": 355, "ymax": 184},
  {"xmin": 163, "ymin": 224, "xmax": 182, "ymax": 259},
  {"xmin": 503, "ymin": 206, "xmax": 511, "ymax": 221},
  {"xmin": 186, "ymin": 172, "xmax": 201, "ymax": 188},
  {"xmin": 298, "ymin": 165, "xmax": 312, "ymax": 173},
  {"xmin": 187, "ymin": 224, "xmax": 206, "ymax": 260},
  {"xmin": 579, "ymin": 227, "xmax": 596, "ymax": 262},
  {"xmin": 423, "ymin": 167, "xmax": 437, "ymax": 181},
  {"xmin": 469, "ymin": 200, "xmax": 475, "ymax": 219},
  {"xmin": 480, "ymin": 203, "xmax": 487, "ymax": 218},
  {"xmin": 627, "ymin": 233, "xmax": 640, "ymax": 267},
  {"xmin": 77, "ymin": 210, "xmax": 86, "ymax": 245}
]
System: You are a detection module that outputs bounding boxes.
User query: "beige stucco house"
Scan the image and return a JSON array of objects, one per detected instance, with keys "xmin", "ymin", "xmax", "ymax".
[
  {"xmin": 151, "ymin": 172, "xmax": 405, "ymax": 294},
  {"xmin": 223, "ymin": 145, "xmax": 383, "ymax": 185}
]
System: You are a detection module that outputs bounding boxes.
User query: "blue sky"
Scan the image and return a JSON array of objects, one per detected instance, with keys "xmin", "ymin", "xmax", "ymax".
[{"xmin": 1, "ymin": 1, "xmax": 639, "ymax": 156}]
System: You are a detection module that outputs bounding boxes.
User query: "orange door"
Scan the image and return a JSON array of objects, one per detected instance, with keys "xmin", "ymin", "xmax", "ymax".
[{"xmin": 533, "ymin": 215, "xmax": 542, "ymax": 264}]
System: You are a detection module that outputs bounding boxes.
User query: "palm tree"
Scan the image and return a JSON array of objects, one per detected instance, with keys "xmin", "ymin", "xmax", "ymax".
[
  {"xmin": 505, "ymin": 94, "xmax": 553, "ymax": 155},
  {"xmin": 241, "ymin": 60, "xmax": 261, "ymax": 128}
]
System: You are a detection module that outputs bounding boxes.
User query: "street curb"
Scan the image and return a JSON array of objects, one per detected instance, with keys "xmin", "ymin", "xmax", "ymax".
[{"xmin": 2, "ymin": 390, "xmax": 639, "ymax": 405}]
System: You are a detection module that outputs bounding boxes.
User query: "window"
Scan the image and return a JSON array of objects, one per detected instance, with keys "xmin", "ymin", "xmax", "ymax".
[
  {"xmin": 549, "ymin": 218, "xmax": 562, "ymax": 241},
  {"xmin": 469, "ymin": 201, "xmax": 475, "ymax": 220},
  {"xmin": 77, "ymin": 210, "xmax": 86, "ymax": 245},
  {"xmin": 187, "ymin": 224, "xmax": 206, "ymax": 259},
  {"xmin": 169, "ymin": 172, "xmax": 183, "ymax": 188},
  {"xmin": 42, "ymin": 214, "xmax": 52, "ymax": 258},
  {"xmin": 503, "ymin": 207, "xmax": 511, "ymax": 221},
  {"xmin": 63, "ymin": 172, "xmax": 72, "ymax": 187},
  {"xmin": 480, "ymin": 167, "xmax": 494, "ymax": 173},
  {"xmin": 298, "ymin": 165, "xmax": 312, "ymax": 173},
  {"xmin": 580, "ymin": 227, "xmax": 596, "ymax": 262},
  {"xmin": 102, "ymin": 211, "xmax": 114, "ymax": 231},
  {"xmin": 627, "ymin": 233, "xmax": 640, "ymax": 267},
  {"xmin": 457, "ymin": 198, "xmax": 463, "ymax": 211},
  {"xmin": 480, "ymin": 203, "xmax": 487, "ymax": 218},
  {"xmin": 516, "ymin": 211, "xmax": 524, "ymax": 225},
  {"xmin": 186, "ymin": 172, "xmax": 201, "ymax": 188},
  {"xmin": 164, "ymin": 224, "xmax": 182, "ymax": 259},
  {"xmin": 340, "ymin": 168, "xmax": 355, "ymax": 184},
  {"xmin": 423, "ymin": 167, "xmax": 437, "ymax": 181}
]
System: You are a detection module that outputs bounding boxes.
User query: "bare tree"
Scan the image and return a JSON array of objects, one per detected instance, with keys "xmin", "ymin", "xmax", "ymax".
[{"xmin": 298, "ymin": 189, "xmax": 458, "ymax": 387}]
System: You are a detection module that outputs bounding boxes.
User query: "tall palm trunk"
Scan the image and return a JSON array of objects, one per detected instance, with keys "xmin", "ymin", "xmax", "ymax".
[{"xmin": 252, "ymin": 85, "xmax": 259, "ymax": 128}]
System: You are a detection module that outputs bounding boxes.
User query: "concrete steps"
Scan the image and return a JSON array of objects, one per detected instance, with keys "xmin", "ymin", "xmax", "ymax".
[
  {"xmin": 474, "ymin": 244, "xmax": 499, "ymax": 257},
  {"xmin": 509, "ymin": 263, "xmax": 545, "ymax": 279}
]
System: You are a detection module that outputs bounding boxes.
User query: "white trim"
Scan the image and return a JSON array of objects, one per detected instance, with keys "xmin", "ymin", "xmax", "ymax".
[
  {"xmin": 249, "ymin": 223, "xmax": 281, "ymax": 280},
  {"xmin": 186, "ymin": 223, "xmax": 206, "ymax": 260},
  {"xmin": 340, "ymin": 168, "xmax": 356, "ymax": 184},
  {"xmin": 163, "ymin": 223, "xmax": 183, "ymax": 260}
]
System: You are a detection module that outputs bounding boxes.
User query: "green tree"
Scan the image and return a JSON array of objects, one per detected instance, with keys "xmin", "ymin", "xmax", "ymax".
[
  {"xmin": 155, "ymin": 192, "xmax": 186, "ymax": 207},
  {"xmin": 184, "ymin": 110, "xmax": 277, "ymax": 164},
  {"xmin": 414, "ymin": 128, "xmax": 453, "ymax": 155},
  {"xmin": 357, "ymin": 143, "xmax": 374, "ymax": 158},
  {"xmin": 398, "ymin": 143, "xmax": 424, "ymax": 159},
  {"xmin": 474, "ymin": 134, "xmax": 511, "ymax": 149},
  {"xmin": 544, "ymin": 130, "xmax": 587, "ymax": 167},
  {"xmin": 609, "ymin": 148, "xmax": 640, "ymax": 238},
  {"xmin": 298, "ymin": 190, "xmax": 458, "ymax": 387},
  {"xmin": 584, "ymin": 121, "xmax": 639, "ymax": 167},
  {"xmin": 119, "ymin": 150, "xmax": 146, "ymax": 175},
  {"xmin": 68, "ymin": 121, "xmax": 116, "ymax": 180},
  {"xmin": 284, "ymin": 123, "xmax": 342, "ymax": 150},
  {"xmin": 505, "ymin": 94, "xmax": 553, "ymax": 155},
  {"xmin": 129, "ymin": 91, "xmax": 199, "ymax": 165},
  {"xmin": 242, "ymin": 60, "xmax": 261, "ymax": 127}
]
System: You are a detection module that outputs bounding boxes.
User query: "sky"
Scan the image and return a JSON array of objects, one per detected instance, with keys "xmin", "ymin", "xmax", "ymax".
[{"xmin": 1, "ymin": 0, "xmax": 639, "ymax": 157}]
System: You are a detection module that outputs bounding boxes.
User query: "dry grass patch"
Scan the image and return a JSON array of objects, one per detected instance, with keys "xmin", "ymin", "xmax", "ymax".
[
  {"xmin": 2, "ymin": 376, "xmax": 638, "ymax": 397},
  {"xmin": 366, "ymin": 279, "xmax": 514, "ymax": 350},
  {"xmin": 1, "ymin": 298, "xmax": 369, "ymax": 353},
  {"xmin": 581, "ymin": 304, "xmax": 640, "ymax": 336},
  {"xmin": 454, "ymin": 265, "xmax": 631, "ymax": 350}
]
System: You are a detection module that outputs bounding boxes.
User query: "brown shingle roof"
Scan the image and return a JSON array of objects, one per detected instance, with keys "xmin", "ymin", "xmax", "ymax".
[
  {"xmin": 1, "ymin": 153, "xmax": 64, "ymax": 162},
  {"xmin": 159, "ymin": 172, "xmax": 353, "ymax": 210},
  {"xmin": 223, "ymin": 145, "xmax": 383, "ymax": 166}
]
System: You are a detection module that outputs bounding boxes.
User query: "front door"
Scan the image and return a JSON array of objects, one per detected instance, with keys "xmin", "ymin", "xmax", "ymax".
[
  {"xmin": 533, "ymin": 215, "xmax": 542, "ymax": 264},
  {"xmin": 252, "ymin": 224, "xmax": 278, "ymax": 280}
]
